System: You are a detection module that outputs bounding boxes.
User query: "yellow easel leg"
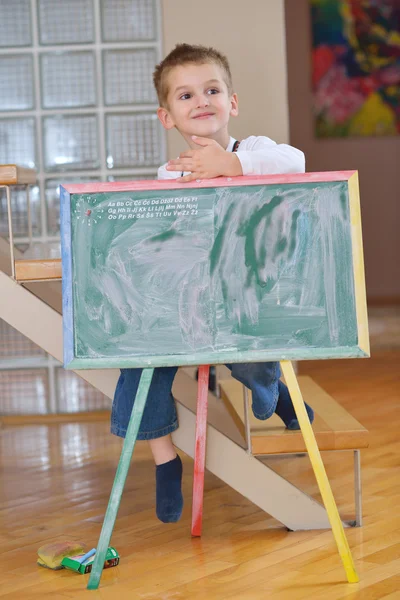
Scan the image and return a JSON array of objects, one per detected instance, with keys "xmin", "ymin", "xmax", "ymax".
[{"xmin": 280, "ymin": 361, "xmax": 359, "ymax": 584}]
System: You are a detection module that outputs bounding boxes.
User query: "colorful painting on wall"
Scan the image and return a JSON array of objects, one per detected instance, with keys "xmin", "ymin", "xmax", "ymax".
[{"xmin": 310, "ymin": 0, "xmax": 400, "ymax": 137}]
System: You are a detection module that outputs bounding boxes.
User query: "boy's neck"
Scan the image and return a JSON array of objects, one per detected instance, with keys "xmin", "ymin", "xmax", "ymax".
[{"xmin": 182, "ymin": 130, "xmax": 231, "ymax": 150}]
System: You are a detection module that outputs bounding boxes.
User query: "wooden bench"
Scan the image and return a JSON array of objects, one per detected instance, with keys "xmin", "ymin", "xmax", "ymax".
[
  {"xmin": 0, "ymin": 164, "xmax": 36, "ymax": 186},
  {"xmin": 0, "ymin": 164, "xmax": 62, "ymax": 282},
  {"xmin": 14, "ymin": 258, "xmax": 62, "ymax": 281},
  {"xmin": 1, "ymin": 164, "xmax": 37, "ymax": 281},
  {"xmin": 219, "ymin": 375, "xmax": 368, "ymax": 526}
]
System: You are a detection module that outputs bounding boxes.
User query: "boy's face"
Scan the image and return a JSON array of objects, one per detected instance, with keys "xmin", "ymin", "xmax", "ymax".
[{"xmin": 157, "ymin": 62, "xmax": 238, "ymax": 145}]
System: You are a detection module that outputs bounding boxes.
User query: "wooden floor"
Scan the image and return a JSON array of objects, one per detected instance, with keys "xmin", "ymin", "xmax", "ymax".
[{"xmin": 0, "ymin": 350, "xmax": 399, "ymax": 599}]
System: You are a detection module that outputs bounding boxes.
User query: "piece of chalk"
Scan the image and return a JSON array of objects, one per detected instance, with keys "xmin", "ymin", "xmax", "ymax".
[{"xmin": 78, "ymin": 548, "xmax": 96, "ymax": 564}]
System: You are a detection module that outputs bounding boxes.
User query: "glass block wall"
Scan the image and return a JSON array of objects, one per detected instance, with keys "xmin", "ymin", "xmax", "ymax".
[{"xmin": 0, "ymin": 0, "xmax": 164, "ymax": 414}]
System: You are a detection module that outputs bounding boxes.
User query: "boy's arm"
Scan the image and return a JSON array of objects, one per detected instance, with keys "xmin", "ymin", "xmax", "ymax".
[
  {"xmin": 236, "ymin": 136, "xmax": 305, "ymax": 175},
  {"xmin": 165, "ymin": 135, "xmax": 305, "ymax": 182},
  {"xmin": 166, "ymin": 136, "xmax": 241, "ymax": 182}
]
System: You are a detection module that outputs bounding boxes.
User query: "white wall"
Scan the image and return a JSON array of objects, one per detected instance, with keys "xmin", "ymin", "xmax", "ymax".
[{"xmin": 160, "ymin": 0, "xmax": 289, "ymax": 158}]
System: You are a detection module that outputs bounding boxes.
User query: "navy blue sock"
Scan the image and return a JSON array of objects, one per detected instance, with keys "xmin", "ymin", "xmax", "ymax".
[
  {"xmin": 155, "ymin": 454, "xmax": 183, "ymax": 523},
  {"xmin": 275, "ymin": 380, "xmax": 314, "ymax": 430}
]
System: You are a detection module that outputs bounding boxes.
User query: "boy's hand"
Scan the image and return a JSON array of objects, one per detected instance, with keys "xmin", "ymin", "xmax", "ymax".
[{"xmin": 166, "ymin": 136, "xmax": 243, "ymax": 182}]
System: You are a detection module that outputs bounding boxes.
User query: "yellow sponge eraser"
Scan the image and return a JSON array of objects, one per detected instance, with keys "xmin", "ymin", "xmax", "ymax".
[{"xmin": 37, "ymin": 540, "xmax": 87, "ymax": 570}]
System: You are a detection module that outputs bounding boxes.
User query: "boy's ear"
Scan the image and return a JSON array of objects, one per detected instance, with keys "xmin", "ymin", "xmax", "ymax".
[
  {"xmin": 157, "ymin": 107, "xmax": 175, "ymax": 130},
  {"xmin": 230, "ymin": 93, "xmax": 239, "ymax": 117}
]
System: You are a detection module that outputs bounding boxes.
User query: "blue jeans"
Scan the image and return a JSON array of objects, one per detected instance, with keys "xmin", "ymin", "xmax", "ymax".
[{"xmin": 111, "ymin": 362, "xmax": 281, "ymax": 439}]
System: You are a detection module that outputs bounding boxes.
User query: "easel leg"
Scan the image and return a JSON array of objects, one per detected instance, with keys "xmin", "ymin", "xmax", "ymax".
[
  {"xmin": 280, "ymin": 361, "xmax": 359, "ymax": 584},
  {"xmin": 191, "ymin": 365, "xmax": 210, "ymax": 537},
  {"xmin": 87, "ymin": 368, "xmax": 154, "ymax": 590}
]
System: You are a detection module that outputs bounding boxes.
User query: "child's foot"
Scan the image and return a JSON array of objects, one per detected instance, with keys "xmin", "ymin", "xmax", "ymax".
[
  {"xmin": 275, "ymin": 381, "xmax": 314, "ymax": 430},
  {"xmin": 155, "ymin": 454, "xmax": 183, "ymax": 523}
]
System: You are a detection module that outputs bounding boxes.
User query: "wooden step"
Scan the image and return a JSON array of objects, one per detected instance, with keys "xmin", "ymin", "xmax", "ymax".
[
  {"xmin": 0, "ymin": 164, "xmax": 36, "ymax": 185},
  {"xmin": 14, "ymin": 258, "xmax": 62, "ymax": 281},
  {"xmin": 219, "ymin": 375, "xmax": 369, "ymax": 455}
]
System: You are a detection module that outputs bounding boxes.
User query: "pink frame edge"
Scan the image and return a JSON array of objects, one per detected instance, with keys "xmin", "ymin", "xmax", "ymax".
[{"xmin": 62, "ymin": 171, "xmax": 357, "ymax": 194}]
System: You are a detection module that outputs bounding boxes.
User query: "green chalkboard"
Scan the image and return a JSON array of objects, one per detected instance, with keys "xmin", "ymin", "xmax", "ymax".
[{"xmin": 60, "ymin": 173, "xmax": 369, "ymax": 369}]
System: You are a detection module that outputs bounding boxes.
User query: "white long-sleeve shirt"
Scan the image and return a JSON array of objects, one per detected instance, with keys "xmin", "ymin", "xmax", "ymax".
[{"xmin": 157, "ymin": 135, "xmax": 305, "ymax": 179}]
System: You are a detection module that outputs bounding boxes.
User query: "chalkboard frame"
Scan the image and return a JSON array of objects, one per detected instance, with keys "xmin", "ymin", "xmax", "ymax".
[{"xmin": 60, "ymin": 171, "xmax": 369, "ymax": 369}]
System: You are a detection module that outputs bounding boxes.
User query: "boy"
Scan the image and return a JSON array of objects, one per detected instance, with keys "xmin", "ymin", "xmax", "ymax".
[{"xmin": 111, "ymin": 43, "xmax": 314, "ymax": 524}]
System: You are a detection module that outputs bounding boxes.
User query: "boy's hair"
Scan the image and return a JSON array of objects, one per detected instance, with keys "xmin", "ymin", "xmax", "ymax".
[{"xmin": 153, "ymin": 43, "xmax": 233, "ymax": 107}]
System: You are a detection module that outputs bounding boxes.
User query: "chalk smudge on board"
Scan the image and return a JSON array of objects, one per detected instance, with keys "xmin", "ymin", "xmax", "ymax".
[{"xmin": 71, "ymin": 183, "xmax": 357, "ymax": 359}]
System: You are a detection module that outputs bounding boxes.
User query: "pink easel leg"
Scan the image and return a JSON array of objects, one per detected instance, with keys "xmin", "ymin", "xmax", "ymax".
[{"xmin": 191, "ymin": 364, "xmax": 210, "ymax": 537}]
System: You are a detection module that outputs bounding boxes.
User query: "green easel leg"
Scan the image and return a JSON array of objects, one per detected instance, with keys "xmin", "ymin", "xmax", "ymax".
[{"xmin": 87, "ymin": 368, "xmax": 154, "ymax": 590}]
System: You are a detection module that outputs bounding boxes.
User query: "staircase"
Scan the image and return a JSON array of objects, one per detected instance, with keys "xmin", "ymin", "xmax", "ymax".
[{"xmin": 0, "ymin": 170, "xmax": 368, "ymax": 530}]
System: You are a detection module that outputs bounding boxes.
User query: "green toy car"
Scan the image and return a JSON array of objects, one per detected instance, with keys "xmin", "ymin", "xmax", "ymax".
[{"xmin": 61, "ymin": 547, "xmax": 119, "ymax": 574}]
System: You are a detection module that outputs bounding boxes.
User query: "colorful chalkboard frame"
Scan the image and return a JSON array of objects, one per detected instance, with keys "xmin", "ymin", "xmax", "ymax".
[{"xmin": 60, "ymin": 171, "xmax": 369, "ymax": 370}]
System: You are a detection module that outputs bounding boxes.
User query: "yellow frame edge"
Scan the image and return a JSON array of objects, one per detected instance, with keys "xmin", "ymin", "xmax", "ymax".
[{"xmin": 348, "ymin": 172, "xmax": 370, "ymax": 356}]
